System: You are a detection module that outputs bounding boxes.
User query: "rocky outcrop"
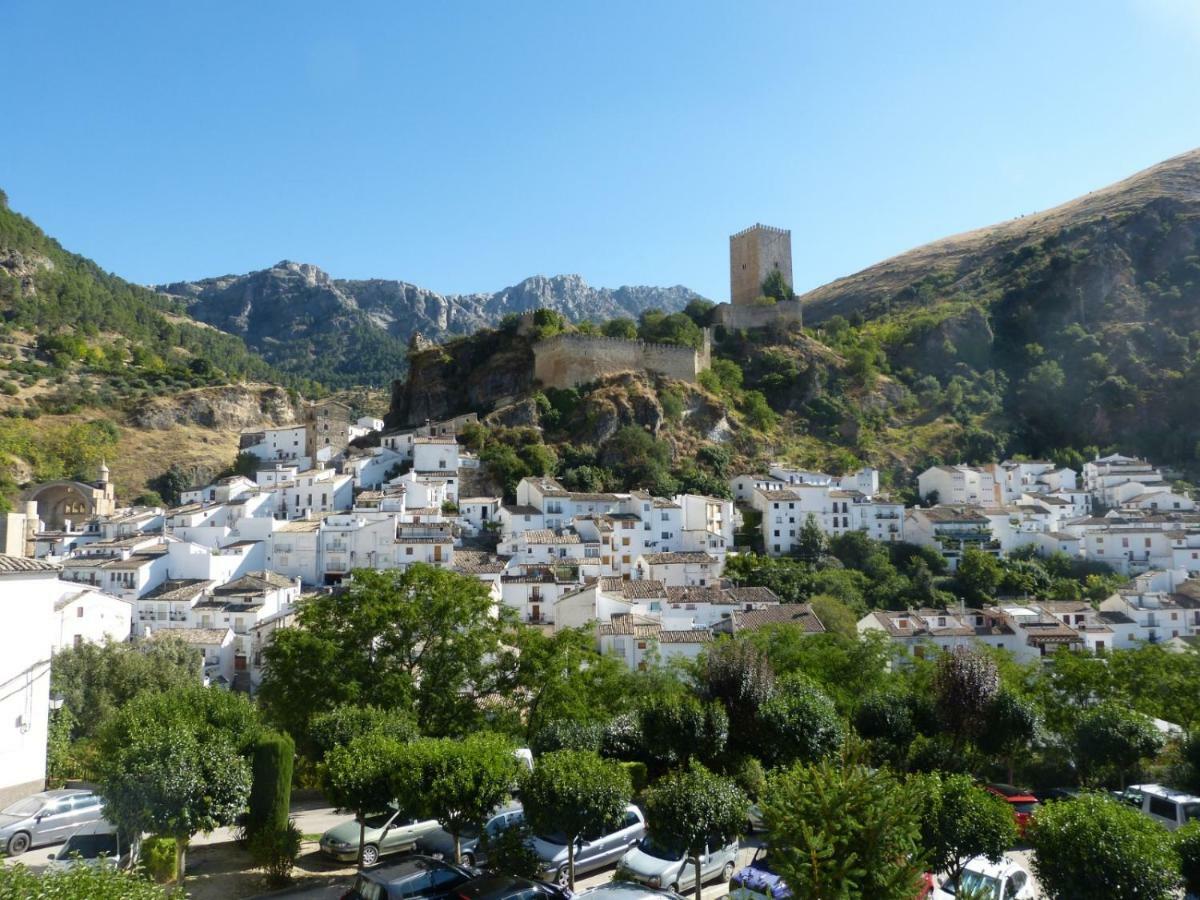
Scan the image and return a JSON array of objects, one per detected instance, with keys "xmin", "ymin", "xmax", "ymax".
[
  {"xmin": 157, "ymin": 263, "xmax": 702, "ymax": 386},
  {"xmin": 127, "ymin": 384, "xmax": 302, "ymax": 430}
]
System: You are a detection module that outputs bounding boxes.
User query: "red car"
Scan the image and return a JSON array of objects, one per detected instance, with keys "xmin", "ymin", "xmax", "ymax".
[{"xmin": 984, "ymin": 783, "xmax": 1040, "ymax": 837}]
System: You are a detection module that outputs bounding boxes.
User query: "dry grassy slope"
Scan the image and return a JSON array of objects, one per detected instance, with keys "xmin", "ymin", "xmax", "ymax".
[{"xmin": 800, "ymin": 147, "xmax": 1200, "ymax": 323}]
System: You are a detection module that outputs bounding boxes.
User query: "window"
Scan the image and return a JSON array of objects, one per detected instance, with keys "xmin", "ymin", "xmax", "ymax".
[
  {"xmin": 405, "ymin": 547, "xmax": 414, "ymax": 556},
  {"xmin": 76, "ymin": 606, "xmax": 84, "ymax": 618},
  {"xmin": 439, "ymin": 460, "xmax": 446, "ymax": 469},
  {"xmin": 1149, "ymin": 795, "xmax": 1178, "ymax": 821},
  {"xmin": 73, "ymin": 634, "xmax": 83, "ymax": 649}
]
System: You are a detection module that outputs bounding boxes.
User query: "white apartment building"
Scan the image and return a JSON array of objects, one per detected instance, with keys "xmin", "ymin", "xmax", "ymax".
[
  {"xmin": 53, "ymin": 585, "xmax": 131, "ymax": 651},
  {"xmin": 0, "ymin": 556, "xmax": 59, "ymax": 807}
]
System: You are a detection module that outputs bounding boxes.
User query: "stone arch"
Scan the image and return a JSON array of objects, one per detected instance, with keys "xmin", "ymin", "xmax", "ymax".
[{"xmin": 22, "ymin": 481, "xmax": 100, "ymax": 531}]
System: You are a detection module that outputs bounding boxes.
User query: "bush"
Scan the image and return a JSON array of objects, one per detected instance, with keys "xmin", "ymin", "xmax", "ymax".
[
  {"xmin": 0, "ymin": 862, "xmax": 184, "ymax": 899},
  {"xmin": 139, "ymin": 835, "xmax": 177, "ymax": 883},
  {"xmin": 248, "ymin": 821, "xmax": 302, "ymax": 887},
  {"xmin": 601, "ymin": 712, "xmax": 643, "ymax": 760},
  {"xmin": 531, "ymin": 719, "xmax": 603, "ymax": 755}
]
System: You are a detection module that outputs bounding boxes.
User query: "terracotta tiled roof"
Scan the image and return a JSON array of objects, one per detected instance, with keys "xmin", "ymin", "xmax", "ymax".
[
  {"xmin": 0, "ymin": 555, "xmax": 61, "ymax": 574},
  {"xmin": 723, "ymin": 604, "xmax": 825, "ymax": 633},
  {"xmin": 640, "ymin": 551, "xmax": 716, "ymax": 565}
]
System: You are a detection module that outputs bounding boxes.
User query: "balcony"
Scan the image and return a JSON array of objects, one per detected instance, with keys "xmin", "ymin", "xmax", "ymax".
[{"xmin": 326, "ymin": 541, "xmax": 348, "ymax": 552}]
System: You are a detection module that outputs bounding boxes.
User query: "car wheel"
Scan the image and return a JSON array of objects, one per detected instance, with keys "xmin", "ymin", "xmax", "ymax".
[
  {"xmin": 668, "ymin": 883, "xmax": 681, "ymax": 894},
  {"xmin": 361, "ymin": 844, "xmax": 380, "ymax": 866},
  {"xmin": 555, "ymin": 867, "xmax": 570, "ymax": 886},
  {"xmin": 460, "ymin": 852, "xmax": 475, "ymax": 867},
  {"xmin": 721, "ymin": 862, "xmax": 735, "ymax": 882},
  {"xmin": 6, "ymin": 832, "xmax": 30, "ymax": 857}
]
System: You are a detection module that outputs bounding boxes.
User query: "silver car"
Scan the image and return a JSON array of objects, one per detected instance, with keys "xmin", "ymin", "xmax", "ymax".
[
  {"xmin": 415, "ymin": 803, "xmax": 525, "ymax": 866},
  {"xmin": 0, "ymin": 790, "xmax": 105, "ymax": 856},
  {"xmin": 532, "ymin": 805, "xmax": 646, "ymax": 885},
  {"xmin": 618, "ymin": 835, "xmax": 738, "ymax": 892},
  {"xmin": 576, "ymin": 882, "xmax": 688, "ymax": 900},
  {"xmin": 47, "ymin": 820, "xmax": 130, "ymax": 871}
]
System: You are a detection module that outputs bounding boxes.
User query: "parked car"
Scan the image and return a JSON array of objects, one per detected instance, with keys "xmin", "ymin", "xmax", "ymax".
[
  {"xmin": 532, "ymin": 805, "xmax": 647, "ymax": 885},
  {"xmin": 416, "ymin": 803, "xmax": 524, "ymax": 866},
  {"xmin": 1125, "ymin": 783, "xmax": 1200, "ymax": 831},
  {"xmin": 617, "ymin": 834, "xmax": 738, "ymax": 892},
  {"xmin": 729, "ymin": 850, "xmax": 790, "ymax": 900},
  {"xmin": 983, "ymin": 784, "xmax": 1039, "ymax": 837},
  {"xmin": 575, "ymin": 883, "xmax": 687, "ymax": 900},
  {"xmin": 731, "ymin": 848, "xmax": 931, "ymax": 900},
  {"xmin": 744, "ymin": 804, "xmax": 765, "ymax": 834},
  {"xmin": 1034, "ymin": 787, "xmax": 1080, "ymax": 804},
  {"xmin": 47, "ymin": 820, "xmax": 130, "ymax": 871},
  {"xmin": 0, "ymin": 789, "xmax": 105, "ymax": 857},
  {"xmin": 932, "ymin": 853, "xmax": 1035, "ymax": 899},
  {"xmin": 341, "ymin": 855, "xmax": 479, "ymax": 900},
  {"xmin": 322, "ymin": 808, "xmax": 441, "ymax": 866},
  {"xmin": 451, "ymin": 875, "xmax": 573, "ymax": 900}
]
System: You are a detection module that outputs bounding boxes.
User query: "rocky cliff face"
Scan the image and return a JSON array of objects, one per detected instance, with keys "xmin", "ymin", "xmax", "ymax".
[
  {"xmin": 128, "ymin": 384, "xmax": 303, "ymax": 430},
  {"xmin": 157, "ymin": 263, "xmax": 701, "ymax": 387}
]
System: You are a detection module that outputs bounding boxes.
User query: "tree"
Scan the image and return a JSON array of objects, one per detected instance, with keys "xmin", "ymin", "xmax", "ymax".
[
  {"xmin": 762, "ymin": 759, "xmax": 926, "ymax": 900},
  {"xmin": 521, "ymin": 750, "xmax": 631, "ymax": 888},
  {"xmin": 602, "ymin": 318, "xmax": 638, "ymax": 340},
  {"xmin": 700, "ymin": 638, "xmax": 775, "ymax": 749},
  {"xmin": 307, "ymin": 703, "xmax": 419, "ymax": 760},
  {"xmin": 854, "ymin": 689, "xmax": 916, "ymax": 768},
  {"xmin": 933, "ymin": 646, "xmax": 1000, "ymax": 749},
  {"xmin": 755, "ymin": 674, "xmax": 844, "ymax": 768},
  {"xmin": 393, "ymin": 734, "xmax": 520, "ymax": 864},
  {"xmin": 50, "ymin": 635, "xmax": 201, "ymax": 740},
  {"xmin": 1029, "ymin": 793, "xmax": 1180, "ymax": 899},
  {"xmin": 794, "ymin": 513, "xmax": 827, "ymax": 565},
  {"xmin": 638, "ymin": 695, "xmax": 728, "ymax": 771},
  {"xmin": 95, "ymin": 687, "xmax": 257, "ymax": 883},
  {"xmin": 956, "ymin": 548, "xmax": 1002, "ymax": 603},
  {"xmin": 914, "ymin": 773, "xmax": 1017, "ymax": 887},
  {"xmin": 259, "ymin": 566, "xmax": 509, "ymax": 739},
  {"xmin": 321, "ymin": 732, "xmax": 405, "ymax": 868},
  {"xmin": 977, "ymin": 689, "xmax": 1039, "ymax": 784},
  {"xmin": 1176, "ymin": 820, "xmax": 1200, "ymax": 898},
  {"xmin": 761, "ymin": 269, "xmax": 793, "ymax": 304},
  {"xmin": 1074, "ymin": 702, "xmax": 1163, "ymax": 788},
  {"xmin": 642, "ymin": 763, "xmax": 748, "ymax": 900},
  {"xmin": 244, "ymin": 731, "xmax": 295, "ymax": 839}
]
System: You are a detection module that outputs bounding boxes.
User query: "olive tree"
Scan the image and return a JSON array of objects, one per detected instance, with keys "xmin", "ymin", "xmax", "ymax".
[
  {"xmin": 1030, "ymin": 793, "xmax": 1180, "ymax": 899},
  {"xmin": 643, "ymin": 762, "xmax": 748, "ymax": 900},
  {"xmin": 522, "ymin": 750, "xmax": 631, "ymax": 888}
]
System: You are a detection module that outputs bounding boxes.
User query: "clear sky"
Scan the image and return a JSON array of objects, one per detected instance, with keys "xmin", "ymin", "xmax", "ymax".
[{"xmin": 4, "ymin": 0, "xmax": 1200, "ymax": 300}]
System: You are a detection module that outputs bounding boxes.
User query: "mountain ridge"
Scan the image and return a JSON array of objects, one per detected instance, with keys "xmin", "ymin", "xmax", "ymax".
[{"xmin": 157, "ymin": 262, "xmax": 702, "ymax": 387}]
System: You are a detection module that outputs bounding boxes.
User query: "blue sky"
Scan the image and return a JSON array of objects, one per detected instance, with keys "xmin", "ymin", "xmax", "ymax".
[{"xmin": 4, "ymin": 1, "xmax": 1200, "ymax": 300}]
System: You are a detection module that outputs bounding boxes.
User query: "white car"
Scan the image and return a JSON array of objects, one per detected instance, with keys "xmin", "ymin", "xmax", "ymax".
[
  {"xmin": 933, "ymin": 854, "xmax": 1034, "ymax": 900},
  {"xmin": 47, "ymin": 820, "xmax": 129, "ymax": 871}
]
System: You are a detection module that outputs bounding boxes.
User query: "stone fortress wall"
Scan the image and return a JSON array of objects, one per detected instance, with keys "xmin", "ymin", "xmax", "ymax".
[
  {"xmin": 730, "ymin": 223, "xmax": 794, "ymax": 307},
  {"xmin": 714, "ymin": 299, "xmax": 804, "ymax": 330},
  {"xmin": 533, "ymin": 329, "xmax": 712, "ymax": 390}
]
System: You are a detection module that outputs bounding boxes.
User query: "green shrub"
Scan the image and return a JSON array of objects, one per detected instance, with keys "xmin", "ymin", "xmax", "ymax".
[
  {"xmin": 0, "ymin": 862, "xmax": 184, "ymax": 898},
  {"xmin": 139, "ymin": 836, "xmax": 177, "ymax": 883},
  {"xmin": 248, "ymin": 821, "xmax": 302, "ymax": 887}
]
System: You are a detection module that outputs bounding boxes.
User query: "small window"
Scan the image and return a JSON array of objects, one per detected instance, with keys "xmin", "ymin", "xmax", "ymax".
[
  {"xmin": 1149, "ymin": 795, "xmax": 1177, "ymax": 820},
  {"xmin": 76, "ymin": 606, "xmax": 84, "ymax": 618}
]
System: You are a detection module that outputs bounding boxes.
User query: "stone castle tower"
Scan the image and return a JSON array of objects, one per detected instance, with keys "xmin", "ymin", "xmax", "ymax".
[{"xmin": 729, "ymin": 224, "xmax": 793, "ymax": 306}]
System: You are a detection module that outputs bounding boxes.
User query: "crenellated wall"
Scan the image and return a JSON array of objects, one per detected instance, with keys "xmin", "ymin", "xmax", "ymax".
[
  {"xmin": 533, "ymin": 330, "xmax": 712, "ymax": 389},
  {"xmin": 713, "ymin": 300, "xmax": 804, "ymax": 330}
]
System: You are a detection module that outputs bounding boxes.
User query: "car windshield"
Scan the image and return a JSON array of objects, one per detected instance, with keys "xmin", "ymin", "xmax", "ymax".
[
  {"xmin": 638, "ymin": 836, "xmax": 685, "ymax": 861},
  {"xmin": 62, "ymin": 833, "xmax": 119, "ymax": 858},
  {"xmin": 1012, "ymin": 802, "xmax": 1038, "ymax": 814},
  {"xmin": 0, "ymin": 798, "xmax": 44, "ymax": 817},
  {"xmin": 363, "ymin": 812, "xmax": 394, "ymax": 829},
  {"xmin": 350, "ymin": 875, "xmax": 387, "ymax": 900},
  {"xmin": 536, "ymin": 832, "xmax": 569, "ymax": 845},
  {"xmin": 943, "ymin": 871, "xmax": 1000, "ymax": 899}
]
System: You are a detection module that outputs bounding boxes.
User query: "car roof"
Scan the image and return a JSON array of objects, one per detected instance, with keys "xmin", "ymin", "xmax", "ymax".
[
  {"xmin": 39, "ymin": 789, "xmax": 94, "ymax": 799},
  {"xmin": 456, "ymin": 875, "xmax": 536, "ymax": 897},
  {"xmin": 1130, "ymin": 784, "xmax": 1200, "ymax": 803},
  {"xmin": 65, "ymin": 820, "xmax": 119, "ymax": 838},
  {"xmin": 962, "ymin": 854, "xmax": 1025, "ymax": 880},
  {"xmin": 985, "ymin": 784, "xmax": 1038, "ymax": 801},
  {"xmin": 578, "ymin": 882, "xmax": 681, "ymax": 900},
  {"xmin": 369, "ymin": 856, "xmax": 450, "ymax": 882}
]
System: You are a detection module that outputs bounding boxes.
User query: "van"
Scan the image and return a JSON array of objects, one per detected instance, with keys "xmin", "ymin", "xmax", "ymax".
[{"xmin": 1126, "ymin": 784, "xmax": 1200, "ymax": 830}]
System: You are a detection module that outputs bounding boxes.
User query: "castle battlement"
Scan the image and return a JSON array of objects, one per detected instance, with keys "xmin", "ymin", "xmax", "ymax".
[
  {"xmin": 533, "ymin": 329, "xmax": 712, "ymax": 390},
  {"xmin": 730, "ymin": 223, "xmax": 790, "ymax": 240}
]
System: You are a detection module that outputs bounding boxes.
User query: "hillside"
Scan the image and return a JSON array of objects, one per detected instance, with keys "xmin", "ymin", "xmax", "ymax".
[
  {"xmin": 158, "ymin": 263, "xmax": 701, "ymax": 388},
  {"xmin": 798, "ymin": 148, "xmax": 1200, "ymax": 470}
]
